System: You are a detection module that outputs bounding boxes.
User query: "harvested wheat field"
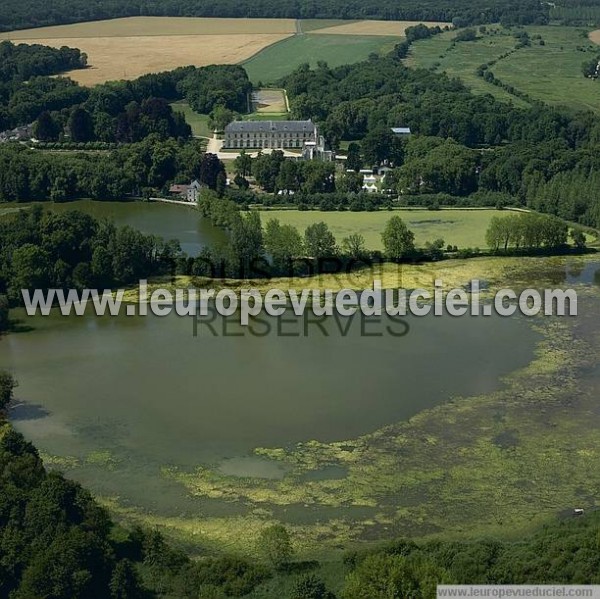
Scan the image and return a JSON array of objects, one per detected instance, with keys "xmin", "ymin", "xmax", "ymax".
[
  {"xmin": 311, "ymin": 19, "xmax": 450, "ymax": 36},
  {"xmin": 11, "ymin": 34, "xmax": 291, "ymax": 85}
]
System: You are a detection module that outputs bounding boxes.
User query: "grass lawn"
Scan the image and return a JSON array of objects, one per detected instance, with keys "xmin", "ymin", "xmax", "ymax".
[
  {"xmin": 242, "ymin": 34, "xmax": 400, "ymax": 84},
  {"xmin": 170, "ymin": 102, "xmax": 212, "ymax": 137},
  {"xmin": 240, "ymin": 113, "xmax": 289, "ymax": 121},
  {"xmin": 257, "ymin": 208, "xmax": 512, "ymax": 250},
  {"xmin": 407, "ymin": 25, "xmax": 600, "ymax": 113}
]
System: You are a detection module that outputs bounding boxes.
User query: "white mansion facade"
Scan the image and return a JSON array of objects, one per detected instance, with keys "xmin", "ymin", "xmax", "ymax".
[{"xmin": 223, "ymin": 119, "xmax": 318, "ymax": 150}]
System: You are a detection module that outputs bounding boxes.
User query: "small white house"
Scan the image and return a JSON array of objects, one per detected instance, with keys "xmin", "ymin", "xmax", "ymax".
[
  {"xmin": 186, "ymin": 180, "xmax": 202, "ymax": 202},
  {"xmin": 169, "ymin": 180, "xmax": 203, "ymax": 203},
  {"xmin": 362, "ymin": 173, "xmax": 380, "ymax": 193}
]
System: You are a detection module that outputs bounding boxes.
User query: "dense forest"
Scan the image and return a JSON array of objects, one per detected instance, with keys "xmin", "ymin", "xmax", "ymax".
[
  {"xmin": 0, "ymin": 0, "xmax": 549, "ymax": 33},
  {"xmin": 0, "ymin": 205, "xmax": 182, "ymax": 301}
]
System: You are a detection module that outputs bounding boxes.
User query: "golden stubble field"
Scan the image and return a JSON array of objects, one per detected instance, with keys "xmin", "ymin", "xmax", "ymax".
[
  {"xmin": 0, "ymin": 17, "xmax": 296, "ymax": 85},
  {"xmin": 312, "ymin": 19, "xmax": 450, "ymax": 36}
]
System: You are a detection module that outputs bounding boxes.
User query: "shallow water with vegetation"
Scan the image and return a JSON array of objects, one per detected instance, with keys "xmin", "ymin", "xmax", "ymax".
[{"xmin": 4, "ymin": 309, "xmax": 535, "ymax": 511}]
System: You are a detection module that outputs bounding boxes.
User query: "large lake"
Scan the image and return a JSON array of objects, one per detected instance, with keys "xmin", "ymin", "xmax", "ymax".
[{"xmin": 0, "ymin": 200, "xmax": 543, "ymax": 516}]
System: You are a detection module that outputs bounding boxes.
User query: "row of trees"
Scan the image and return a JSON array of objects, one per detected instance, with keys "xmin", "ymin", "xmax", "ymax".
[
  {"xmin": 485, "ymin": 213, "xmax": 572, "ymax": 251},
  {"xmin": 196, "ymin": 190, "xmax": 427, "ymax": 277}
]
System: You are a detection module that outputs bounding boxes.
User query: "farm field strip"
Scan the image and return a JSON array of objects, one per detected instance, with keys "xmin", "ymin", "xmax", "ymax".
[
  {"xmin": 312, "ymin": 19, "xmax": 450, "ymax": 36},
  {"xmin": 242, "ymin": 33, "xmax": 400, "ymax": 83},
  {"xmin": 0, "ymin": 16, "xmax": 297, "ymax": 38}
]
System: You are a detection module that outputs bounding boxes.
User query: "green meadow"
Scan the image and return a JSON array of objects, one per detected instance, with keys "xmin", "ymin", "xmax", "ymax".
[
  {"xmin": 407, "ymin": 25, "xmax": 600, "ymax": 113},
  {"xmin": 258, "ymin": 208, "xmax": 512, "ymax": 250},
  {"xmin": 242, "ymin": 34, "xmax": 400, "ymax": 84},
  {"xmin": 169, "ymin": 101, "xmax": 212, "ymax": 137}
]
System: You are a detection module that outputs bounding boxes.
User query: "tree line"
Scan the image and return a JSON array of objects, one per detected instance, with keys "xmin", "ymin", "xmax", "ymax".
[
  {"xmin": 194, "ymin": 189, "xmax": 454, "ymax": 278},
  {"xmin": 485, "ymin": 212, "xmax": 576, "ymax": 252},
  {"xmin": 0, "ymin": 138, "xmax": 217, "ymax": 202}
]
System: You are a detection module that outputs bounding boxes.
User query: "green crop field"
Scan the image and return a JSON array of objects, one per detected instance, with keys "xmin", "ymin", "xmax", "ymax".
[
  {"xmin": 299, "ymin": 19, "xmax": 351, "ymax": 32},
  {"xmin": 242, "ymin": 34, "xmax": 400, "ymax": 84},
  {"xmin": 257, "ymin": 208, "xmax": 513, "ymax": 250},
  {"xmin": 407, "ymin": 25, "xmax": 600, "ymax": 113}
]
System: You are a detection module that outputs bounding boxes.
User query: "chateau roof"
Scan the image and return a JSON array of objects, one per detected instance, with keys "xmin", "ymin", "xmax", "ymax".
[{"xmin": 225, "ymin": 120, "xmax": 316, "ymax": 133}]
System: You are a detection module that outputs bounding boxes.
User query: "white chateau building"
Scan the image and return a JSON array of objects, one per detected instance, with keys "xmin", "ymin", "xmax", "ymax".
[{"xmin": 224, "ymin": 119, "xmax": 318, "ymax": 151}]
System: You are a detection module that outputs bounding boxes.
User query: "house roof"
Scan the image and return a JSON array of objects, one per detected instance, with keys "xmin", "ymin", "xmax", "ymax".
[
  {"xmin": 169, "ymin": 184, "xmax": 189, "ymax": 194},
  {"xmin": 225, "ymin": 120, "xmax": 316, "ymax": 134},
  {"xmin": 391, "ymin": 127, "xmax": 411, "ymax": 134}
]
